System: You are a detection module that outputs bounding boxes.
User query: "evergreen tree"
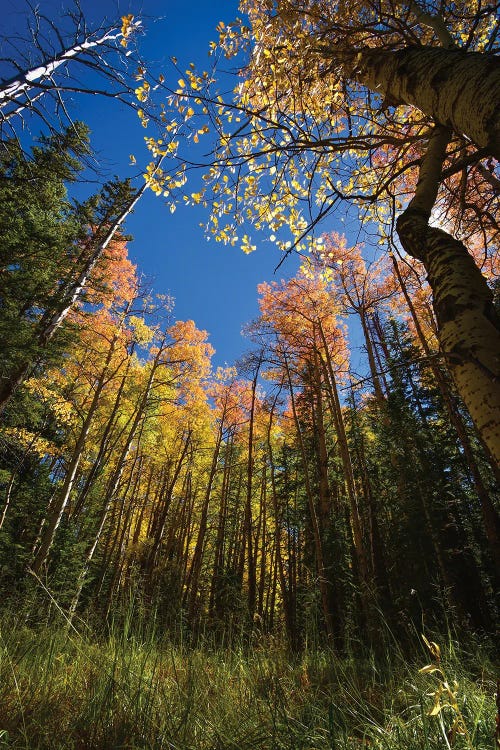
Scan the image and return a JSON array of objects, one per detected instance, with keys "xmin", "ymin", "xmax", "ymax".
[{"xmin": 0, "ymin": 126, "xmax": 138, "ymax": 410}]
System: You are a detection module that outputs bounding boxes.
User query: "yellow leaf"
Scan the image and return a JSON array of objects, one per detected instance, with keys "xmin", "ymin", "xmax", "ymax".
[
  {"xmin": 419, "ymin": 665, "xmax": 442, "ymax": 675},
  {"xmin": 422, "ymin": 635, "xmax": 441, "ymax": 661},
  {"xmin": 428, "ymin": 703, "xmax": 443, "ymax": 716}
]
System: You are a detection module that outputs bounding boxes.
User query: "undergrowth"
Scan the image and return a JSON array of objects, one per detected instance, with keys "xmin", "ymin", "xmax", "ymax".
[{"xmin": 0, "ymin": 606, "xmax": 496, "ymax": 749}]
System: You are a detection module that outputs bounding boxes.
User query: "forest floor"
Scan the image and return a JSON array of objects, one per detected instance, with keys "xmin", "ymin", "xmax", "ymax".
[{"xmin": 0, "ymin": 608, "xmax": 497, "ymax": 750}]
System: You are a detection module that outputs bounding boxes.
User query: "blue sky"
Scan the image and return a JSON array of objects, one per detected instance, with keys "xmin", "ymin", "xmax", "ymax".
[
  {"xmin": 2, "ymin": 0, "xmax": 367, "ymax": 371},
  {"xmin": 2, "ymin": 0, "xmax": 304, "ymax": 368}
]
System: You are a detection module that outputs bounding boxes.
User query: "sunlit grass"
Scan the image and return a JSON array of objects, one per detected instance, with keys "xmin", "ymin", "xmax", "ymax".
[{"xmin": 0, "ymin": 608, "xmax": 496, "ymax": 749}]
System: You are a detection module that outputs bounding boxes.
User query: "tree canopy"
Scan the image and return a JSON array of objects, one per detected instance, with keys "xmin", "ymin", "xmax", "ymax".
[
  {"xmin": 0, "ymin": 0, "xmax": 498, "ymax": 675},
  {"xmin": 135, "ymin": 0, "xmax": 500, "ymax": 462}
]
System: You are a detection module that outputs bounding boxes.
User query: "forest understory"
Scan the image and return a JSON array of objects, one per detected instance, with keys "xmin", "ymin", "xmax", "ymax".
[{"xmin": 0, "ymin": 600, "xmax": 497, "ymax": 750}]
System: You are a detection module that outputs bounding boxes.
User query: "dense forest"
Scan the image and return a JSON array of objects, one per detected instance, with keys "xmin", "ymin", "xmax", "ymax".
[{"xmin": 0, "ymin": 1, "xmax": 498, "ymax": 748}]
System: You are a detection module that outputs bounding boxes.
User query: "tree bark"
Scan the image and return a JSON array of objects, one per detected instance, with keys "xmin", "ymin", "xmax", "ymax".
[
  {"xmin": 31, "ymin": 333, "xmax": 162, "ymax": 574},
  {"xmin": 391, "ymin": 252, "xmax": 500, "ymax": 572},
  {"xmin": 334, "ymin": 46, "xmax": 500, "ymax": 157},
  {"xmin": 395, "ymin": 126, "xmax": 500, "ymax": 466},
  {"xmin": 283, "ymin": 351, "xmax": 337, "ymax": 643},
  {"xmin": 0, "ymin": 25, "xmax": 128, "ymax": 114},
  {"xmin": 185, "ymin": 427, "xmax": 222, "ymax": 620},
  {"xmin": 0, "ymin": 168, "xmax": 162, "ymax": 412}
]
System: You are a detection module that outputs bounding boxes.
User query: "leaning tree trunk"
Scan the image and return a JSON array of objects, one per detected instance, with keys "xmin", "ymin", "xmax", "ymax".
[
  {"xmin": 0, "ymin": 24, "xmax": 128, "ymax": 117},
  {"xmin": 0, "ymin": 165, "xmax": 162, "ymax": 413},
  {"xmin": 401, "ymin": 221, "xmax": 500, "ymax": 465},
  {"xmin": 319, "ymin": 45, "xmax": 500, "ymax": 461},
  {"xmin": 391, "ymin": 252, "xmax": 500, "ymax": 573},
  {"xmin": 395, "ymin": 126, "xmax": 500, "ymax": 466}
]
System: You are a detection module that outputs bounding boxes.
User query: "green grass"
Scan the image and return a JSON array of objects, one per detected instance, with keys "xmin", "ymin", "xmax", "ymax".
[{"xmin": 0, "ymin": 610, "xmax": 496, "ymax": 749}]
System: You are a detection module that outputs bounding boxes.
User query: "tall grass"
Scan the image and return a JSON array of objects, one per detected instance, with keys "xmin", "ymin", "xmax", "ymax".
[{"xmin": 0, "ymin": 604, "xmax": 496, "ymax": 749}]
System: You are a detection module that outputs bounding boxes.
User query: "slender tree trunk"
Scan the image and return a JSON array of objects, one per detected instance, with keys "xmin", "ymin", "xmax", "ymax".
[
  {"xmin": 367, "ymin": 315, "xmax": 390, "ymax": 396},
  {"xmin": 71, "ymin": 357, "xmax": 133, "ymax": 520},
  {"xmin": 257, "ymin": 461, "xmax": 268, "ymax": 618},
  {"xmin": 283, "ymin": 351, "xmax": 337, "ymax": 643},
  {"xmin": 0, "ymin": 472, "xmax": 16, "ymax": 531},
  {"xmin": 35, "ymin": 318, "xmax": 128, "ymax": 556},
  {"xmin": 96, "ymin": 452, "xmax": 144, "ymax": 603},
  {"xmin": 185, "ymin": 428, "xmax": 222, "ymax": 620},
  {"xmin": 359, "ymin": 311, "xmax": 385, "ymax": 403},
  {"xmin": 209, "ymin": 436, "xmax": 234, "ymax": 619},
  {"xmin": 245, "ymin": 367, "xmax": 259, "ymax": 621},
  {"xmin": 31, "ymin": 335, "xmax": 161, "ymax": 574},
  {"xmin": 317, "ymin": 323, "xmax": 369, "ymax": 587},
  {"xmin": 69, "ymin": 360, "xmax": 164, "ymax": 612},
  {"xmin": 0, "ymin": 170, "xmax": 160, "ymax": 411},
  {"xmin": 64, "ymin": 383, "xmax": 150, "ymax": 610},
  {"xmin": 145, "ymin": 431, "xmax": 192, "ymax": 575},
  {"xmin": 0, "ymin": 25, "xmax": 128, "ymax": 113},
  {"xmin": 348, "ymin": 394, "xmax": 392, "ymax": 611}
]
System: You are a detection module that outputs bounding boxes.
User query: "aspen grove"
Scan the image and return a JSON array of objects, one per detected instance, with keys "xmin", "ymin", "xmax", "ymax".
[{"xmin": 0, "ymin": 2, "xmax": 498, "ymax": 747}]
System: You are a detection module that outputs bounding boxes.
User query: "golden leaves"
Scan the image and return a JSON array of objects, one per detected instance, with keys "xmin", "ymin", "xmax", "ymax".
[
  {"xmin": 120, "ymin": 14, "xmax": 135, "ymax": 47},
  {"xmin": 419, "ymin": 635, "xmax": 473, "ymax": 748},
  {"xmin": 135, "ymin": 80, "xmax": 150, "ymax": 103},
  {"xmin": 241, "ymin": 234, "xmax": 257, "ymax": 253}
]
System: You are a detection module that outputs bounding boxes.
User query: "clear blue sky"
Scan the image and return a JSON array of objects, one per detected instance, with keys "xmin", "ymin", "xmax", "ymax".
[{"xmin": 2, "ymin": 1, "xmax": 365, "ymax": 371}]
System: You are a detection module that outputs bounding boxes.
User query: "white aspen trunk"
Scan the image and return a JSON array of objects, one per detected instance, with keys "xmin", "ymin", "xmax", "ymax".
[
  {"xmin": 39, "ymin": 183, "xmax": 150, "ymax": 344},
  {"xmin": 395, "ymin": 126, "xmax": 500, "ymax": 466},
  {"xmin": 413, "ymin": 223, "xmax": 500, "ymax": 464},
  {"xmin": 337, "ymin": 46, "xmax": 500, "ymax": 157},
  {"xmin": 0, "ymin": 169, "xmax": 161, "ymax": 413},
  {"xmin": 31, "ymin": 333, "xmax": 160, "ymax": 575},
  {"xmin": 0, "ymin": 23, "xmax": 139, "ymax": 113}
]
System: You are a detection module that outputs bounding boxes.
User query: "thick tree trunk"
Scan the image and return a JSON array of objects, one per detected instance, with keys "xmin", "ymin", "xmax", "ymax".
[
  {"xmin": 391, "ymin": 253, "xmax": 500, "ymax": 572},
  {"xmin": 338, "ymin": 46, "xmax": 500, "ymax": 157},
  {"xmin": 394, "ymin": 125, "xmax": 500, "ymax": 466},
  {"xmin": 397, "ymin": 213, "xmax": 500, "ymax": 466}
]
